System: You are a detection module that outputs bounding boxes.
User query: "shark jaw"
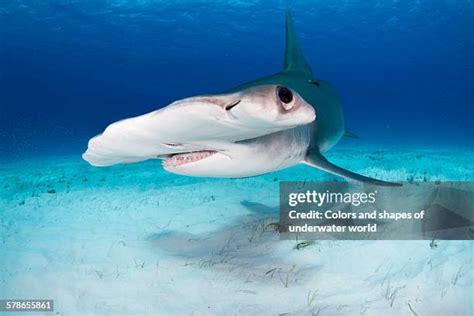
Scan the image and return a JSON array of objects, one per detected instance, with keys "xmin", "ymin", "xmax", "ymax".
[
  {"xmin": 162, "ymin": 150, "xmax": 218, "ymax": 168},
  {"xmin": 160, "ymin": 126, "xmax": 312, "ymax": 179}
]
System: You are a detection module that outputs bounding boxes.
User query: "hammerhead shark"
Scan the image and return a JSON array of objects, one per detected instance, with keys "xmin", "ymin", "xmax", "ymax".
[{"xmin": 83, "ymin": 13, "xmax": 400, "ymax": 186}]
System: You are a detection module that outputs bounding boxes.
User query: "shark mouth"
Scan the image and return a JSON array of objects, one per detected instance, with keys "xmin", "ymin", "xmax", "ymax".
[{"xmin": 162, "ymin": 150, "xmax": 217, "ymax": 168}]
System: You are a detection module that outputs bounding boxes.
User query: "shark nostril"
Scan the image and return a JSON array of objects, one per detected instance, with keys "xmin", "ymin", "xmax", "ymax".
[{"xmin": 225, "ymin": 100, "xmax": 240, "ymax": 111}]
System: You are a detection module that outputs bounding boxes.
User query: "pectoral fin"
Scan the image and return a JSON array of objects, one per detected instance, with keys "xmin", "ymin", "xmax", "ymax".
[{"xmin": 304, "ymin": 151, "xmax": 402, "ymax": 187}]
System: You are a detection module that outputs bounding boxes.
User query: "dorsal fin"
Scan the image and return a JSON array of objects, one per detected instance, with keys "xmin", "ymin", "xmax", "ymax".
[{"xmin": 283, "ymin": 12, "xmax": 312, "ymax": 76}]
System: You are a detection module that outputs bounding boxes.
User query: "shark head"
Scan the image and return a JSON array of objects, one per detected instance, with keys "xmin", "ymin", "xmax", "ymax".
[
  {"xmin": 82, "ymin": 84, "xmax": 314, "ymax": 168},
  {"xmin": 225, "ymin": 84, "xmax": 315, "ymax": 129},
  {"xmin": 158, "ymin": 85, "xmax": 314, "ymax": 176},
  {"xmin": 173, "ymin": 84, "xmax": 315, "ymax": 132}
]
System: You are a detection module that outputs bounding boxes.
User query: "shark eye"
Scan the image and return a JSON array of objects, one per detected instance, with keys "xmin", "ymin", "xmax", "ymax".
[{"xmin": 277, "ymin": 86, "xmax": 293, "ymax": 104}]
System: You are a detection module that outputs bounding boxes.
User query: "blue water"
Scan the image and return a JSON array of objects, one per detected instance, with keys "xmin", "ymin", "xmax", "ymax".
[
  {"xmin": 1, "ymin": 1, "xmax": 473, "ymax": 159},
  {"xmin": 1, "ymin": 3, "xmax": 473, "ymax": 314}
]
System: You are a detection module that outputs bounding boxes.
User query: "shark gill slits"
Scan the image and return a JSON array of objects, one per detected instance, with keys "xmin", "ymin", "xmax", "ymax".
[
  {"xmin": 277, "ymin": 86, "xmax": 293, "ymax": 104},
  {"xmin": 309, "ymin": 80, "xmax": 320, "ymax": 86},
  {"xmin": 225, "ymin": 100, "xmax": 240, "ymax": 111}
]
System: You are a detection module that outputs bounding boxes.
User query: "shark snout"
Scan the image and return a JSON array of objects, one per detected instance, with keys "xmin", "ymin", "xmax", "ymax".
[
  {"xmin": 281, "ymin": 102, "xmax": 315, "ymax": 126},
  {"xmin": 172, "ymin": 86, "xmax": 316, "ymax": 130},
  {"xmin": 302, "ymin": 103, "xmax": 316, "ymax": 122},
  {"xmin": 174, "ymin": 94, "xmax": 241, "ymax": 111}
]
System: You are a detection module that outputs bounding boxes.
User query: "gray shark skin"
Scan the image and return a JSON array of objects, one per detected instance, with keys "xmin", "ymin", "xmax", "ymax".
[
  {"xmin": 225, "ymin": 13, "xmax": 400, "ymax": 186},
  {"xmin": 227, "ymin": 13, "xmax": 343, "ymax": 155},
  {"xmin": 83, "ymin": 13, "xmax": 400, "ymax": 186}
]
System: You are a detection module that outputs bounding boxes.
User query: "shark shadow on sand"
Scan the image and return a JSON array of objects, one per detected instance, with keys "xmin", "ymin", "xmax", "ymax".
[{"xmin": 147, "ymin": 200, "xmax": 320, "ymax": 287}]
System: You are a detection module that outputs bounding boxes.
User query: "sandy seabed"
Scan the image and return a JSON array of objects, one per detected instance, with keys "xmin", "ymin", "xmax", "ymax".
[{"xmin": 1, "ymin": 147, "xmax": 473, "ymax": 315}]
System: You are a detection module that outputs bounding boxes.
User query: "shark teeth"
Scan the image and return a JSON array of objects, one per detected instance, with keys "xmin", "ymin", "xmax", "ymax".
[{"xmin": 162, "ymin": 150, "xmax": 217, "ymax": 167}]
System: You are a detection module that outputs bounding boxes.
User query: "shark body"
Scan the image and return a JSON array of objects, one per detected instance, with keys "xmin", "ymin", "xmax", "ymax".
[{"xmin": 83, "ymin": 14, "xmax": 399, "ymax": 186}]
